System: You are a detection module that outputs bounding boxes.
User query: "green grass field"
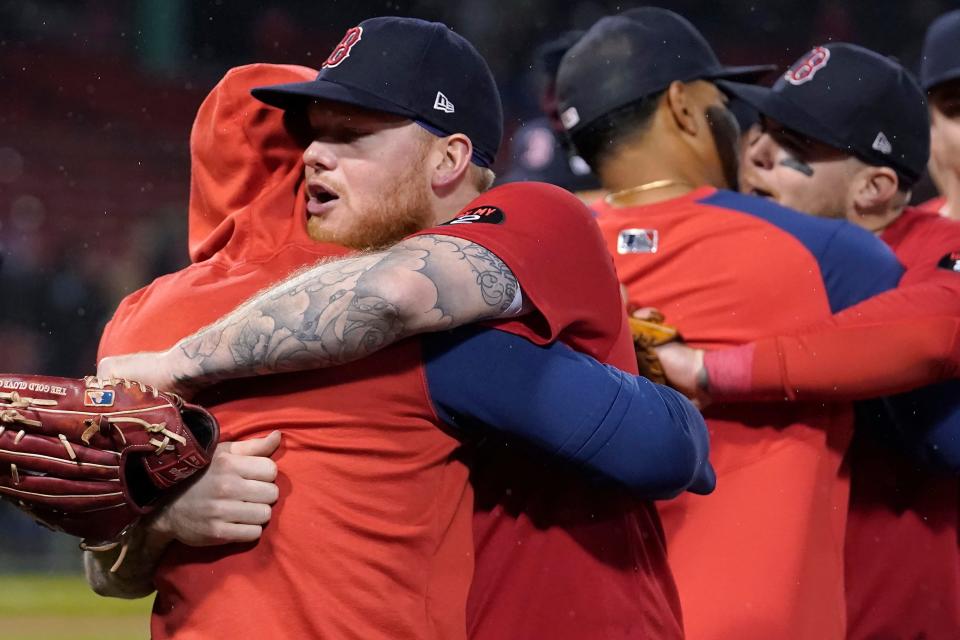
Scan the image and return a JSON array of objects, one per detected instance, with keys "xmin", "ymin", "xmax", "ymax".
[{"xmin": 0, "ymin": 574, "xmax": 152, "ymax": 640}]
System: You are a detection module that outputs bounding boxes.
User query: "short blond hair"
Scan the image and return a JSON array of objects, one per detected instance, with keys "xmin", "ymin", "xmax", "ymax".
[
  {"xmin": 415, "ymin": 126, "xmax": 496, "ymax": 192},
  {"xmin": 472, "ymin": 165, "xmax": 496, "ymax": 192}
]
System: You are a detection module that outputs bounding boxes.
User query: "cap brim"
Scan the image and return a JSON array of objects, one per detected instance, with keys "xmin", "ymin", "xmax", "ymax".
[
  {"xmin": 923, "ymin": 67, "xmax": 960, "ymax": 92},
  {"xmin": 707, "ymin": 63, "xmax": 777, "ymax": 84},
  {"xmin": 716, "ymin": 79, "xmax": 848, "ymax": 151},
  {"xmin": 251, "ymin": 78, "xmax": 418, "ymax": 120}
]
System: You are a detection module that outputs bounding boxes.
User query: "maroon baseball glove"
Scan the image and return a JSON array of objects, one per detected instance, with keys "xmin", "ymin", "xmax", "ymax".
[{"xmin": 0, "ymin": 374, "xmax": 218, "ymax": 557}]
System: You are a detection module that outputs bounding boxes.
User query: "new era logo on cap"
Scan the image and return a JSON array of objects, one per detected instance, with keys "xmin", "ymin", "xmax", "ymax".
[
  {"xmin": 872, "ymin": 131, "xmax": 892, "ymax": 154},
  {"xmin": 434, "ymin": 91, "xmax": 455, "ymax": 113}
]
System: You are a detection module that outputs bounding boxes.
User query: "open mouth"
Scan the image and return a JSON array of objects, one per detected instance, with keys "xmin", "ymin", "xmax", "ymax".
[{"xmin": 306, "ymin": 183, "xmax": 339, "ymax": 213}]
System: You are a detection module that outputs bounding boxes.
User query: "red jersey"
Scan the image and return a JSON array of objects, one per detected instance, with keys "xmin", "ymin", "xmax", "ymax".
[
  {"xmin": 709, "ymin": 208, "xmax": 960, "ymax": 401},
  {"xmin": 920, "ymin": 195, "xmax": 947, "ymax": 214},
  {"xmin": 594, "ymin": 187, "xmax": 901, "ymax": 640},
  {"xmin": 704, "ymin": 208, "xmax": 960, "ymax": 638},
  {"xmin": 846, "ymin": 210, "xmax": 960, "ymax": 640},
  {"xmin": 99, "ymin": 65, "xmax": 680, "ymax": 639},
  {"xmin": 411, "ymin": 186, "xmax": 684, "ymax": 640}
]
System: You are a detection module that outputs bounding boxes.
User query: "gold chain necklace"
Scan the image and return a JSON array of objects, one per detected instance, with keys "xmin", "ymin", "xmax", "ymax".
[{"xmin": 604, "ymin": 179, "xmax": 693, "ymax": 206}]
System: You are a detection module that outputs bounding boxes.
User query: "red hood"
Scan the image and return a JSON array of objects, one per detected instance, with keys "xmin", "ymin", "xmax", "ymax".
[
  {"xmin": 188, "ymin": 63, "xmax": 319, "ymax": 264},
  {"xmin": 99, "ymin": 64, "xmax": 350, "ymax": 360}
]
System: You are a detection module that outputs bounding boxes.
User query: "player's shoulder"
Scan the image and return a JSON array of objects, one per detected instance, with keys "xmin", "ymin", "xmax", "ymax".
[
  {"xmin": 484, "ymin": 180, "xmax": 579, "ymax": 200},
  {"xmin": 893, "ymin": 207, "xmax": 960, "ymax": 265},
  {"xmin": 698, "ymin": 189, "xmax": 843, "ymax": 232},
  {"xmin": 108, "ymin": 272, "xmax": 184, "ymax": 330},
  {"xmin": 699, "ymin": 189, "xmax": 888, "ymax": 258},
  {"xmin": 465, "ymin": 181, "xmax": 594, "ymax": 224},
  {"xmin": 917, "ymin": 196, "xmax": 946, "ymax": 213},
  {"xmin": 903, "ymin": 206, "xmax": 960, "ymax": 235},
  {"xmin": 111, "ymin": 260, "xmax": 226, "ymax": 322}
]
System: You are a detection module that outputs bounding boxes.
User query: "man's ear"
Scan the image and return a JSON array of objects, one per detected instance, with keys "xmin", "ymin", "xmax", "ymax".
[
  {"xmin": 851, "ymin": 165, "xmax": 900, "ymax": 215},
  {"xmin": 665, "ymin": 81, "xmax": 699, "ymax": 136},
  {"xmin": 430, "ymin": 133, "xmax": 473, "ymax": 191}
]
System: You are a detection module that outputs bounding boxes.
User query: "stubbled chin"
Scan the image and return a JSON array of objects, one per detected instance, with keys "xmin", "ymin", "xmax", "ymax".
[
  {"xmin": 304, "ymin": 171, "xmax": 435, "ymax": 251},
  {"xmin": 306, "ymin": 215, "xmax": 344, "ymax": 245}
]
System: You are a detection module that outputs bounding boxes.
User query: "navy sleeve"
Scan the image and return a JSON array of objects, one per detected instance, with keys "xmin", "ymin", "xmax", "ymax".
[
  {"xmin": 698, "ymin": 190, "xmax": 903, "ymax": 312},
  {"xmin": 422, "ymin": 326, "xmax": 715, "ymax": 498},
  {"xmin": 818, "ymin": 222, "xmax": 904, "ymax": 311}
]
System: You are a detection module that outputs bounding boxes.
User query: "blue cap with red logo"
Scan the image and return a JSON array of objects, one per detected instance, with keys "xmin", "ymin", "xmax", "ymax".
[
  {"xmin": 252, "ymin": 17, "xmax": 502, "ymax": 167},
  {"xmin": 721, "ymin": 43, "xmax": 930, "ymax": 186},
  {"xmin": 921, "ymin": 10, "xmax": 960, "ymax": 91}
]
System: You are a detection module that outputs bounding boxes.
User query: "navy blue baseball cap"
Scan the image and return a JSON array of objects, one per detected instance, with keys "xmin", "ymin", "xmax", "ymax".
[
  {"xmin": 252, "ymin": 17, "xmax": 503, "ymax": 167},
  {"xmin": 721, "ymin": 43, "xmax": 930, "ymax": 185},
  {"xmin": 921, "ymin": 10, "xmax": 960, "ymax": 91},
  {"xmin": 535, "ymin": 31, "xmax": 585, "ymax": 78},
  {"xmin": 556, "ymin": 8, "xmax": 774, "ymax": 134}
]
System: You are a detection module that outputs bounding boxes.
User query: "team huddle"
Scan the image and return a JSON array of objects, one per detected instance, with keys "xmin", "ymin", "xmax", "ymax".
[{"xmin": 1, "ymin": 6, "xmax": 959, "ymax": 640}]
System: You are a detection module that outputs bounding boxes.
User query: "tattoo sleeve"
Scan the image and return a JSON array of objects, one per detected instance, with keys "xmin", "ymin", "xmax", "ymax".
[{"xmin": 172, "ymin": 234, "xmax": 522, "ymax": 384}]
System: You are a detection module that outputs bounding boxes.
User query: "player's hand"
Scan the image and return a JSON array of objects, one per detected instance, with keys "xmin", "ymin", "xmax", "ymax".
[
  {"xmin": 97, "ymin": 349, "xmax": 198, "ymax": 398},
  {"xmin": 147, "ymin": 431, "xmax": 282, "ymax": 547},
  {"xmin": 654, "ymin": 342, "xmax": 712, "ymax": 409}
]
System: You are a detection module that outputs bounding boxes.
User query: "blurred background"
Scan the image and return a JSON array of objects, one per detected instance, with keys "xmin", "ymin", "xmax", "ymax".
[{"xmin": 0, "ymin": 0, "xmax": 955, "ymax": 636}]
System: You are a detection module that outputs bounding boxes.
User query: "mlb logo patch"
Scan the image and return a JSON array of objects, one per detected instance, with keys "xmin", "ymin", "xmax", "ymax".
[
  {"xmin": 84, "ymin": 389, "xmax": 115, "ymax": 407},
  {"xmin": 618, "ymin": 228, "xmax": 659, "ymax": 254}
]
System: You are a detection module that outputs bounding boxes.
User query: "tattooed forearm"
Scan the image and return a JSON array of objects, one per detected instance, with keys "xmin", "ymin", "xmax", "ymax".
[
  {"xmin": 454, "ymin": 241, "xmax": 519, "ymax": 311},
  {"xmin": 416, "ymin": 235, "xmax": 520, "ymax": 315},
  {"xmin": 169, "ymin": 234, "xmax": 522, "ymax": 384}
]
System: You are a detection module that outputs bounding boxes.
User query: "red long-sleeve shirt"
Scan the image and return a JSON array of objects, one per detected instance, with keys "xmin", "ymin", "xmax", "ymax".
[
  {"xmin": 705, "ymin": 207, "xmax": 960, "ymax": 639},
  {"xmin": 708, "ymin": 208, "xmax": 960, "ymax": 401}
]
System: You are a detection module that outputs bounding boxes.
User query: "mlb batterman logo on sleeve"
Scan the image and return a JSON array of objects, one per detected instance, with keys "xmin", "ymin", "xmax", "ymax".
[{"xmin": 618, "ymin": 229, "xmax": 659, "ymax": 254}]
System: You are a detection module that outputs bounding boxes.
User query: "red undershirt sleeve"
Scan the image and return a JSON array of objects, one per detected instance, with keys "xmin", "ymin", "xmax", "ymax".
[{"xmin": 708, "ymin": 282, "xmax": 960, "ymax": 402}]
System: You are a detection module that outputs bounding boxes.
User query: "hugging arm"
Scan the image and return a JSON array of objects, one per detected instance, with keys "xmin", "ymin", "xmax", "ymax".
[
  {"xmin": 98, "ymin": 235, "xmax": 523, "ymax": 391},
  {"xmin": 84, "ymin": 433, "xmax": 281, "ymax": 599},
  {"xmin": 424, "ymin": 327, "xmax": 715, "ymax": 498},
  {"xmin": 86, "ymin": 327, "xmax": 715, "ymax": 600}
]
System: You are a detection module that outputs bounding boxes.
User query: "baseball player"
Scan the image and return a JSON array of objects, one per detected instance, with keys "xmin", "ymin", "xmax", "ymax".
[
  {"xmin": 657, "ymin": 42, "xmax": 960, "ymax": 638},
  {"xmin": 556, "ymin": 9, "xmax": 907, "ymax": 640},
  {"xmin": 89, "ymin": 18, "xmax": 708, "ymax": 639},
  {"xmin": 920, "ymin": 9, "xmax": 960, "ymax": 219}
]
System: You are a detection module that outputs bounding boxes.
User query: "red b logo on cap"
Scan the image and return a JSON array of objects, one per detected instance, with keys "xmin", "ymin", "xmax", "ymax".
[
  {"xmin": 785, "ymin": 46, "xmax": 830, "ymax": 86},
  {"xmin": 323, "ymin": 26, "xmax": 363, "ymax": 69}
]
